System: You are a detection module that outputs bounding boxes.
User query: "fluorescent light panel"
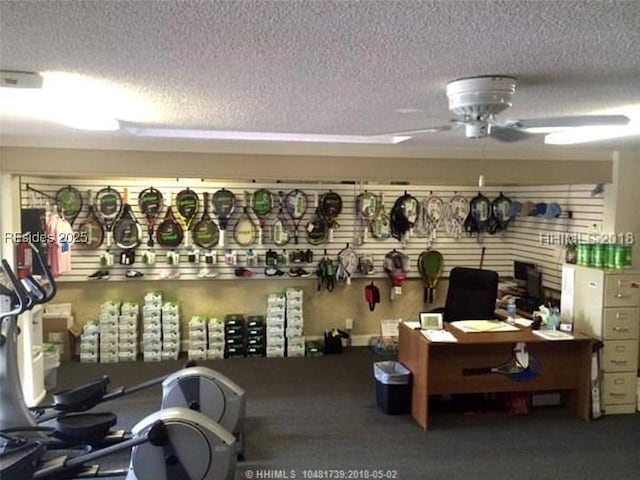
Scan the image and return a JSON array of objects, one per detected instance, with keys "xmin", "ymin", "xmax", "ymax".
[{"xmin": 126, "ymin": 127, "xmax": 410, "ymax": 145}]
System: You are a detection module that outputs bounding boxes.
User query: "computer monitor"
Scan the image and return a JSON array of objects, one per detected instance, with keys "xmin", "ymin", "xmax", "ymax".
[
  {"xmin": 526, "ymin": 268, "xmax": 543, "ymax": 301},
  {"xmin": 514, "ymin": 260, "xmax": 536, "ymax": 281}
]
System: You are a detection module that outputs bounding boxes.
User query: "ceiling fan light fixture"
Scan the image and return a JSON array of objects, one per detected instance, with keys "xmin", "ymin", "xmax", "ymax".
[{"xmin": 446, "ymin": 75, "xmax": 517, "ymax": 119}]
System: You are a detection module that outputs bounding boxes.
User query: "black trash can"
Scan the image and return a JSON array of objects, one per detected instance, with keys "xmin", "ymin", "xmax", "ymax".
[{"xmin": 373, "ymin": 361, "xmax": 411, "ymax": 414}]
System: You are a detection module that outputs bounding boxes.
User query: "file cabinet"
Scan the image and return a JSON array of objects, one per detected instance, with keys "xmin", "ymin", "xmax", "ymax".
[{"xmin": 561, "ymin": 264, "xmax": 639, "ymax": 414}]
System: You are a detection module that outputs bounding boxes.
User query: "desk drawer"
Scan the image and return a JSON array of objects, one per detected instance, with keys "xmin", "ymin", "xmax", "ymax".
[
  {"xmin": 602, "ymin": 340, "xmax": 639, "ymax": 371},
  {"xmin": 602, "ymin": 372, "xmax": 637, "ymax": 405},
  {"xmin": 603, "ymin": 308, "xmax": 640, "ymax": 340},
  {"xmin": 604, "ymin": 274, "xmax": 640, "ymax": 307}
]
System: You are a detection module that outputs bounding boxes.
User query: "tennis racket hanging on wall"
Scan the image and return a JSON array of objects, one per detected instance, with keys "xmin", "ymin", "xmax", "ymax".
[
  {"xmin": 233, "ymin": 193, "xmax": 257, "ymax": 247},
  {"xmin": 212, "ymin": 188, "xmax": 236, "ymax": 247},
  {"xmin": 272, "ymin": 192, "xmax": 291, "ymax": 247},
  {"xmin": 356, "ymin": 190, "xmax": 379, "ymax": 243},
  {"xmin": 112, "ymin": 188, "xmax": 142, "ymax": 250},
  {"xmin": 191, "ymin": 192, "xmax": 220, "ymax": 250},
  {"xmin": 251, "ymin": 188, "xmax": 273, "ymax": 245},
  {"xmin": 156, "ymin": 192, "xmax": 184, "ymax": 248},
  {"xmin": 442, "ymin": 193, "xmax": 469, "ymax": 240},
  {"xmin": 175, "ymin": 188, "xmax": 199, "ymax": 247},
  {"xmin": 77, "ymin": 189, "xmax": 104, "ymax": 249},
  {"xmin": 371, "ymin": 193, "xmax": 391, "ymax": 241},
  {"xmin": 55, "ymin": 185, "xmax": 83, "ymax": 227},
  {"xmin": 319, "ymin": 190, "xmax": 342, "ymax": 243},
  {"xmin": 285, "ymin": 189, "xmax": 308, "ymax": 244},
  {"xmin": 94, "ymin": 187, "xmax": 123, "ymax": 249},
  {"xmin": 138, "ymin": 187, "xmax": 164, "ymax": 247}
]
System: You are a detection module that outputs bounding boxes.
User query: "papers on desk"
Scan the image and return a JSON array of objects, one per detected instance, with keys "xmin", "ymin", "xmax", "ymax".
[
  {"xmin": 402, "ymin": 321, "xmax": 422, "ymax": 330},
  {"xmin": 421, "ymin": 329, "xmax": 458, "ymax": 343},
  {"xmin": 450, "ymin": 320, "xmax": 520, "ymax": 333},
  {"xmin": 532, "ymin": 329, "xmax": 574, "ymax": 341},
  {"xmin": 514, "ymin": 317, "xmax": 534, "ymax": 328}
]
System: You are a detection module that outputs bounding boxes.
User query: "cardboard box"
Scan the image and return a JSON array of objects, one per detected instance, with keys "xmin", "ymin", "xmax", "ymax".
[{"xmin": 42, "ymin": 314, "xmax": 81, "ymax": 362}]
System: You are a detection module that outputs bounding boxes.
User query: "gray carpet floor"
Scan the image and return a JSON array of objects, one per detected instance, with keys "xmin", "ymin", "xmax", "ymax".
[{"xmin": 50, "ymin": 348, "xmax": 640, "ymax": 480}]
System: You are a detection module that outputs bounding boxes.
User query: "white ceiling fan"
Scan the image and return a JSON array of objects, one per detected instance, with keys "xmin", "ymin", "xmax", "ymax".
[{"xmin": 382, "ymin": 75, "xmax": 630, "ymax": 143}]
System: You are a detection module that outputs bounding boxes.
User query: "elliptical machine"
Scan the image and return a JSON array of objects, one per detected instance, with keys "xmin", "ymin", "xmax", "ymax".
[
  {"xmin": 0, "ymin": 246, "xmax": 239, "ymax": 478},
  {"xmin": 2, "ymin": 243, "xmax": 246, "ymax": 458}
]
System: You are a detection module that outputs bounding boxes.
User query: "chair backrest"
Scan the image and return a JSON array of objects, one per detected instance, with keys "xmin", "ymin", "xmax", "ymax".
[{"xmin": 443, "ymin": 267, "xmax": 499, "ymax": 322}]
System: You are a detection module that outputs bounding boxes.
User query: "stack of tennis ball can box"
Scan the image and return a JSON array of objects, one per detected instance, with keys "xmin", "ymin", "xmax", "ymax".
[
  {"xmin": 246, "ymin": 315, "xmax": 266, "ymax": 357},
  {"xmin": 79, "ymin": 323, "xmax": 99, "ymax": 363},
  {"xmin": 99, "ymin": 301, "xmax": 120, "ymax": 363},
  {"xmin": 224, "ymin": 315, "xmax": 246, "ymax": 358},
  {"xmin": 207, "ymin": 318, "xmax": 225, "ymax": 359},
  {"xmin": 118, "ymin": 302, "xmax": 139, "ymax": 362},
  {"xmin": 161, "ymin": 301, "xmax": 180, "ymax": 360},
  {"xmin": 266, "ymin": 293, "xmax": 286, "ymax": 357},
  {"xmin": 187, "ymin": 316, "xmax": 208, "ymax": 360},
  {"xmin": 142, "ymin": 292, "xmax": 163, "ymax": 361},
  {"xmin": 285, "ymin": 288, "xmax": 305, "ymax": 357}
]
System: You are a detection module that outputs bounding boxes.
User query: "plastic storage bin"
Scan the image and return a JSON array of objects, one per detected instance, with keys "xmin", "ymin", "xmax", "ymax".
[{"xmin": 373, "ymin": 361, "xmax": 411, "ymax": 415}]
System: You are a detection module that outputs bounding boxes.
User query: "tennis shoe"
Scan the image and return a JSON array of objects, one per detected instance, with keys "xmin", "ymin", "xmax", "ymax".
[
  {"xmin": 160, "ymin": 271, "xmax": 181, "ymax": 280},
  {"xmin": 125, "ymin": 270, "xmax": 144, "ymax": 278},
  {"xmin": 234, "ymin": 267, "xmax": 254, "ymax": 277},
  {"xmin": 197, "ymin": 268, "xmax": 219, "ymax": 279},
  {"xmin": 88, "ymin": 270, "xmax": 110, "ymax": 280}
]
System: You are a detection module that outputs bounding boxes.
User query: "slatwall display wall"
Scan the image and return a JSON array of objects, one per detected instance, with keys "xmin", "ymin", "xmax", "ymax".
[
  {"xmin": 504, "ymin": 184, "xmax": 605, "ymax": 291},
  {"xmin": 19, "ymin": 176, "xmax": 605, "ymax": 292}
]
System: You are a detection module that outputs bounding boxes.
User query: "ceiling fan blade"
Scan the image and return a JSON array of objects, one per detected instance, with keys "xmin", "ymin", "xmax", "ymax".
[
  {"xmin": 506, "ymin": 115, "xmax": 630, "ymax": 129},
  {"xmin": 490, "ymin": 127, "xmax": 535, "ymax": 143},
  {"xmin": 374, "ymin": 123, "xmax": 459, "ymax": 137}
]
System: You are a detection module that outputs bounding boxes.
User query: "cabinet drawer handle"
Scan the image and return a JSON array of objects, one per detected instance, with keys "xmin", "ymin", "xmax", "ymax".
[
  {"xmin": 612, "ymin": 327, "xmax": 629, "ymax": 332},
  {"xmin": 611, "ymin": 360, "xmax": 628, "ymax": 365},
  {"xmin": 614, "ymin": 312, "xmax": 629, "ymax": 319},
  {"xmin": 614, "ymin": 345, "xmax": 627, "ymax": 352},
  {"xmin": 614, "ymin": 378, "xmax": 625, "ymax": 385},
  {"xmin": 614, "ymin": 293, "xmax": 626, "ymax": 299},
  {"xmin": 609, "ymin": 392, "xmax": 627, "ymax": 398}
]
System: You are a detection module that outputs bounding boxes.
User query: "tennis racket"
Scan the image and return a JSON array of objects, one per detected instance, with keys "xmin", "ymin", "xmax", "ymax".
[
  {"xmin": 77, "ymin": 190, "xmax": 104, "ymax": 249},
  {"xmin": 138, "ymin": 187, "xmax": 164, "ymax": 247},
  {"xmin": 285, "ymin": 189, "xmax": 308, "ymax": 244},
  {"xmin": 356, "ymin": 191, "xmax": 379, "ymax": 243},
  {"xmin": 233, "ymin": 194, "xmax": 257, "ymax": 247},
  {"xmin": 422, "ymin": 249, "xmax": 444, "ymax": 304},
  {"xmin": 112, "ymin": 188, "xmax": 142, "ymax": 250},
  {"xmin": 175, "ymin": 188, "xmax": 199, "ymax": 247},
  {"xmin": 306, "ymin": 206, "xmax": 329, "ymax": 246},
  {"xmin": 319, "ymin": 190, "xmax": 342, "ymax": 243},
  {"xmin": 463, "ymin": 342, "xmax": 539, "ymax": 381},
  {"xmin": 425, "ymin": 194, "xmax": 444, "ymax": 243},
  {"xmin": 336, "ymin": 246, "xmax": 358, "ymax": 286},
  {"xmin": 156, "ymin": 192, "xmax": 184, "ymax": 248},
  {"xmin": 443, "ymin": 193, "xmax": 469, "ymax": 239},
  {"xmin": 251, "ymin": 188, "xmax": 273, "ymax": 245},
  {"xmin": 371, "ymin": 193, "xmax": 391, "ymax": 240},
  {"xmin": 191, "ymin": 192, "xmax": 220, "ymax": 249},
  {"xmin": 212, "ymin": 188, "xmax": 236, "ymax": 247},
  {"xmin": 94, "ymin": 187, "xmax": 123, "ymax": 249},
  {"xmin": 55, "ymin": 185, "xmax": 83, "ymax": 227}
]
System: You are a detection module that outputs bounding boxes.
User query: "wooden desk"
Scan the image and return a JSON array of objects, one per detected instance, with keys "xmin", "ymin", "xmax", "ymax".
[{"xmin": 398, "ymin": 322, "xmax": 592, "ymax": 430}]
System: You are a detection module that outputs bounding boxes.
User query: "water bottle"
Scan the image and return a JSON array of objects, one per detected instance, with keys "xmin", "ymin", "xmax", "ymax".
[
  {"xmin": 547, "ymin": 308, "xmax": 560, "ymax": 330},
  {"xmin": 506, "ymin": 297, "xmax": 517, "ymax": 321}
]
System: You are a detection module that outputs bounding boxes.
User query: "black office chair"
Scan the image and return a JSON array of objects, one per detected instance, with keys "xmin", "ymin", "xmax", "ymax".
[{"xmin": 435, "ymin": 267, "xmax": 499, "ymax": 322}]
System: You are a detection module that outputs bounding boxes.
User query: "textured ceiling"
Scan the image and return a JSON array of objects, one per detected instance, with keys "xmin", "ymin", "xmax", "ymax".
[{"xmin": 1, "ymin": 0, "xmax": 639, "ymax": 159}]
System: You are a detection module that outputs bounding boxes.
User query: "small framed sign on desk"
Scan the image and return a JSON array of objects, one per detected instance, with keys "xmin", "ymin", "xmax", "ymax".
[{"xmin": 419, "ymin": 312, "xmax": 443, "ymax": 330}]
